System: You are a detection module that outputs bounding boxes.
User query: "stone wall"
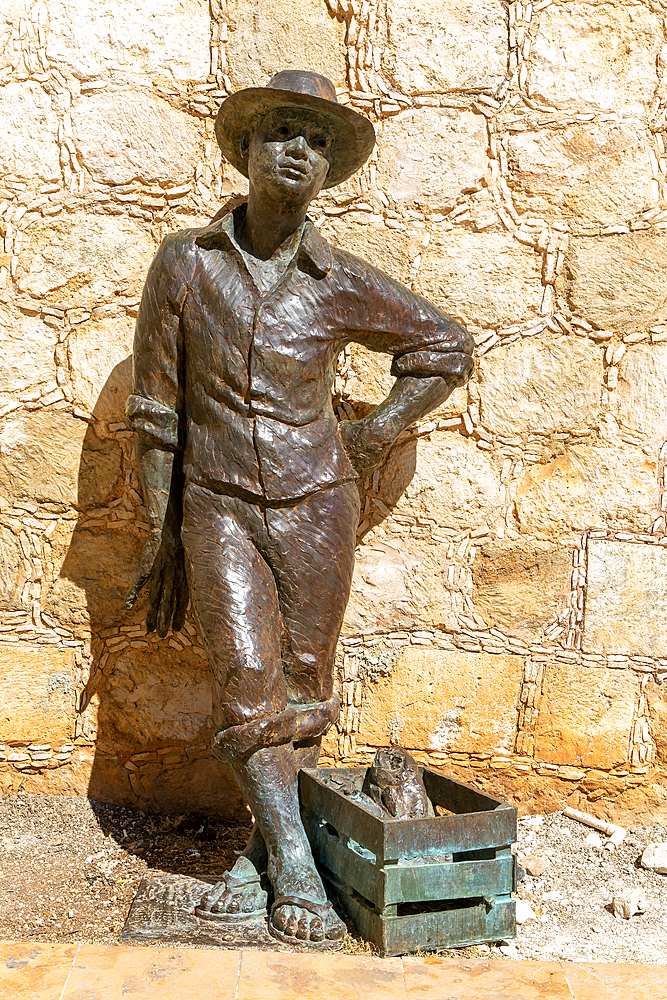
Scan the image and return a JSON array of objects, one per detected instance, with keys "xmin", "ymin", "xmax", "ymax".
[{"xmin": 1, "ymin": 0, "xmax": 667, "ymax": 823}]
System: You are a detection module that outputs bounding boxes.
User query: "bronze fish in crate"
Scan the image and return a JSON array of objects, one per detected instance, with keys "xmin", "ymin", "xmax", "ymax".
[{"xmin": 362, "ymin": 748, "xmax": 433, "ymax": 819}]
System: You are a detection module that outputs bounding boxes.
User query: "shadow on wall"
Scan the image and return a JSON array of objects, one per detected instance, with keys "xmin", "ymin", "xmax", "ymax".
[{"xmin": 55, "ymin": 362, "xmax": 418, "ymax": 820}]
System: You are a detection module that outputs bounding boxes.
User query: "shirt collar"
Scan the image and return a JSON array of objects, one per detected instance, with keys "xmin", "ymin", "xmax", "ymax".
[{"xmin": 194, "ymin": 204, "xmax": 332, "ymax": 279}]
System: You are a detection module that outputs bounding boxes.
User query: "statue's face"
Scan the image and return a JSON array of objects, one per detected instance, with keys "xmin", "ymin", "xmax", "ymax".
[{"xmin": 246, "ymin": 108, "xmax": 333, "ymax": 207}]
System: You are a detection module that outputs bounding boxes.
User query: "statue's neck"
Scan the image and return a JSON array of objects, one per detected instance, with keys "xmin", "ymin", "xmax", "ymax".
[{"xmin": 239, "ymin": 192, "xmax": 310, "ymax": 261}]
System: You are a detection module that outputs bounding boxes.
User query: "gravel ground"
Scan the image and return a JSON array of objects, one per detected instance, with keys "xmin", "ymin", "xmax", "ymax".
[
  {"xmin": 504, "ymin": 811, "xmax": 667, "ymax": 966},
  {"xmin": 0, "ymin": 794, "xmax": 666, "ymax": 964}
]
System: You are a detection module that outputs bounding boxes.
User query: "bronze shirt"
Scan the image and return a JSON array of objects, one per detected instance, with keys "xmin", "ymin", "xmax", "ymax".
[{"xmin": 126, "ymin": 206, "xmax": 474, "ymax": 502}]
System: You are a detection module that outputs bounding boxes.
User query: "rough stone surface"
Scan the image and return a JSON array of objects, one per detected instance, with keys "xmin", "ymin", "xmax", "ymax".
[
  {"xmin": 0, "ymin": 411, "xmax": 122, "ymax": 509},
  {"xmin": 376, "ymin": 109, "xmax": 488, "ymax": 212},
  {"xmin": 44, "ymin": 525, "xmax": 145, "ymax": 636},
  {"xmin": 647, "ymin": 677, "xmax": 667, "ymax": 765},
  {"xmin": 472, "ymin": 538, "xmax": 571, "ymax": 637},
  {"xmin": 95, "ymin": 647, "xmax": 212, "ymax": 751},
  {"xmin": 226, "ymin": 0, "xmax": 347, "ymax": 90},
  {"xmin": 530, "ymin": 2, "xmax": 662, "ymax": 116},
  {"xmin": 417, "ymin": 230, "xmax": 542, "ymax": 329},
  {"xmin": 67, "ymin": 311, "xmax": 134, "ymax": 422},
  {"xmin": 0, "ymin": 527, "xmax": 23, "ymax": 607},
  {"xmin": 23, "ymin": 213, "xmax": 158, "ymax": 308},
  {"xmin": 45, "ymin": 0, "xmax": 211, "ymax": 81},
  {"xmin": 640, "ymin": 842, "xmax": 667, "ymax": 875},
  {"xmin": 382, "ymin": 0, "xmax": 508, "ymax": 94},
  {"xmin": 71, "ymin": 90, "xmax": 201, "ymax": 186},
  {"xmin": 400, "ymin": 430, "xmax": 506, "ymax": 530},
  {"xmin": 567, "ymin": 236, "xmax": 667, "ymax": 333},
  {"xmin": 0, "ymin": 304, "xmax": 56, "ymax": 398},
  {"xmin": 507, "ymin": 123, "xmax": 654, "ymax": 226},
  {"xmin": 515, "ymin": 445, "xmax": 657, "ymax": 537},
  {"xmin": 583, "ymin": 540, "xmax": 667, "ymax": 658},
  {"xmin": 478, "ymin": 336, "xmax": 603, "ymax": 436},
  {"xmin": 360, "ymin": 648, "xmax": 522, "ymax": 755},
  {"xmin": 320, "ymin": 219, "xmax": 412, "ymax": 284},
  {"xmin": 0, "ymin": 642, "xmax": 76, "ymax": 743},
  {"xmin": 0, "ymin": 82, "xmax": 60, "ymax": 181},
  {"xmin": 612, "ymin": 344, "xmax": 667, "ymax": 447},
  {"xmin": 533, "ymin": 662, "xmax": 638, "ymax": 769}
]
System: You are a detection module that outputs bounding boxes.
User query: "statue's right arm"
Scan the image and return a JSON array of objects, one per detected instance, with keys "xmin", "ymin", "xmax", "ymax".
[{"xmin": 124, "ymin": 236, "xmax": 189, "ymax": 636}]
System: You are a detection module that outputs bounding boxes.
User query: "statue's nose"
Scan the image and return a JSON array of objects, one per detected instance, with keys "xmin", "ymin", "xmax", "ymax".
[{"xmin": 287, "ymin": 134, "xmax": 308, "ymax": 157}]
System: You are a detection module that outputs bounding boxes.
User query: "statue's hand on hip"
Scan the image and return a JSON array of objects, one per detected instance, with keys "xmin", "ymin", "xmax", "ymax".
[
  {"xmin": 339, "ymin": 418, "xmax": 389, "ymax": 479},
  {"xmin": 124, "ymin": 524, "xmax": 189, "ymax": 637}
]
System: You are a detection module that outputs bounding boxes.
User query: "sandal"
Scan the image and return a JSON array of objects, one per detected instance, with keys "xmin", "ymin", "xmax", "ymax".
[
  {"xmin": 195, "ymin": 868, "xmax": 267, "ymax": 922},
  {"xmin": 268, "ymin": 894, "xmax": 344, "ymax": 950}
]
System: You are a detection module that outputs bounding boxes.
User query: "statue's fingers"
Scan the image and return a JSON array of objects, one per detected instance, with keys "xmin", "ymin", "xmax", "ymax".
[
  {"xmin": 171, "ymin": 561, "xmax": 189, "ymax": 633},
  {"xmin": 156, "ymin": 567, "xmax": 174, "ymax": 638},
  {"xmin": 124, "ymin": 570, "xmax": 150, "ymax": 611}
]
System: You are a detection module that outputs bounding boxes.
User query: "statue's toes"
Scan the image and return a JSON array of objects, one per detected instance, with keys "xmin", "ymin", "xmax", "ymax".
[
  {"xmin": 272, "ymin": 903, "xmax": 293, "ymax": 932},
  {"xmin": 308, "ymin": 915, "xmax": 325, "ymax": 941}
]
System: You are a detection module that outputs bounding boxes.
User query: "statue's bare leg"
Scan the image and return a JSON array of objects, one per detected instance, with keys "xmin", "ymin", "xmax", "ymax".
[
  {"xmin": 231, "ymin": 742, "xmax": 345, "ymax": 944},
  {"xmin": 198, "ymin": 738, "xmax": 327, "ymax": 926}
]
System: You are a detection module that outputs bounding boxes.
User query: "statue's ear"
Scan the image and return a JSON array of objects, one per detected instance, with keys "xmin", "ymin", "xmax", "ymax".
[{"xmin": 240, "ymin": 132, "xmax": 250, "ymax": 157}]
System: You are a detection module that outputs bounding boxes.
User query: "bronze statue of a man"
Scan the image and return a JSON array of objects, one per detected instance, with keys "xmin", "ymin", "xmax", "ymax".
[{"xmin": 125, "ymin": 70, "xmax": 473, "ymax": 948}]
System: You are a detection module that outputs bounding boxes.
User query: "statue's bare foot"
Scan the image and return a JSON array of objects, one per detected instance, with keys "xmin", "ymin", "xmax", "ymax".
[
  {"xmin": 268, "ymin": 853, "xmax": 346, "ymax": 947},
  {"xmin": 196, "ymin": 855, "xmax": 268, "ymax": 921}
]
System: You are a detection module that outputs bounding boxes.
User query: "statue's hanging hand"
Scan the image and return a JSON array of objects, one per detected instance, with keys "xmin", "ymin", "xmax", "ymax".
[
  {"xmin": 125, "ymin": 521, "xmax": 189, "ymax": 637},
  {"xmin": 338, "ymin": 417, "xmax": 389, "ymax": 479}
]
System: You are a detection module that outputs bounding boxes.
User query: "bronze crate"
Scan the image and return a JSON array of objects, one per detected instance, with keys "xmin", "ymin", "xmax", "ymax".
[{"xmin": 300, "ymin": 766, "xmax": 517, "ymax": 956}]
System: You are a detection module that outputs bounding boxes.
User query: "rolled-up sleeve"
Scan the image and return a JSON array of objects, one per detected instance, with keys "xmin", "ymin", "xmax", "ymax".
[
  {"xmin": 125, "ymin": 235, "xmax": 188, "ymax": 450},
  {"xmin": 334, "ymin": 251, "xmax": 474, "ymax": 372}
]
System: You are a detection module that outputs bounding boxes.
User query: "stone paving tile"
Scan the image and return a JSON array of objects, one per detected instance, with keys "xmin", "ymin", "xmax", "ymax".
[
  {"xmin": 403, "ymin": 957, "xmax": 572, "ymax": 998},
  {"xmin": 236, "ymin": 949, "xmax": 407, "ymax": 1000},
  {"xmin": 0, "ymin": 941, "xmax": 79, "ymax": 1000},
  {"xmin": 60, "ymin": 943, "xmax": 240, "ymax": 999},
  {"xmin": 560, "ymin": 961, "xmax": 667, "ymax": 1000}
]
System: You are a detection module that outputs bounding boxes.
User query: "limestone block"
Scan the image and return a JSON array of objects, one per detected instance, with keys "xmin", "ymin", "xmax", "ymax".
[
  {"xmin": 23, "ymin": 212, "xmax": 158, "ymax": 308},
  {"xmin": 0, "ymin": 81, "xmax": 60, "ymax": 182},
  {"xmin": 478, "ymin": 335, "xmax": 603, "ymax": 437},
  {"xmin": 96, "ymin": 646, "xmax": 213, "ymax": 751},
  {"xmin": 583, "ymin": 540, "xmax": 667, "ymax": 657},
  {"xmin": 320, "ymin": 219, "xmax": 411, "ymax": 284},
  {"xmin": 376, "ymin": 109, "xmax": 488, "ymax": 212},
  {"xmin": 0, "ymin": 526, "xmax": 23, "ymax": 607},
  {"xmin": 361, "ymin": 648, "xmax": 522, "ymax": 755},
  {"xmin": 0, "ymin": 303, "xmax": 56, "ymax": 397},
  {"xmin": 567, "ymin": 236, "xmax": 667, "ymax": 333},
  {"xmin": 0, "ymin": 411, "xmax": 122, "ymax": 509},
  {"xmin": 70, "ymin": 90, "xmax": 201, "ymax": 186},
  {"xmin": 515, "ymin": 444, "xmax": 657, "ymax": 537},
  {"xmin": 345, "ymin": 535, "xmax": 459, "ymax": 634},
  {"xmin": 401, "ymin": 429, "xmax": 505, "ymax": 529},
  {"xmin": 507, "ymin": 122, "xmax": 653, "ymax": 226},
  {"xmin": 533, "ymin": 662, "xmax": 637, "ymax": 768},
  {"xmin": 382, "ymin": 0, "xmax": 508, "ymax": 95},
  {"xmin": 227, "ymin": 0, "xmax": 347, "ymax": 90},
  {"xmin": 473, "ymin": 538, "xmax": 571, "ymax": 636},
  {"xmin": 646, "ymin": 678, "xmax": 667, "ymax": 765},
  {"xmin": 45, "ymin": 0, "xmax": 210, "ymax": 81},
  {"xmin": 530, "ymin": 3, "xmax": 661, "ymax": 116},
  {"xmin": 0, "ymin": 642, "xmax": 76, "ymax": 743},
  {"xmin": 417, "ymin": 231, "xmax": 542, "ymax": 329},
  {"xmin": 44, "ymin": 524, "xmax": 145, "ymax": 635},
  {"xmin": 67, "ymin": 311, "xmax": 134, "ymax": 422},
  {"xmin": 612, "ymin": 345, "xmax": 667, "ymax": 448}
]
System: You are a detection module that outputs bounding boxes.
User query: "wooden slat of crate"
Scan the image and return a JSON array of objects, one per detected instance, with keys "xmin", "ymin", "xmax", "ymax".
[
  {"xmin": 325, "ymin": 872, "xmax": 516, "ymax": 957},
  {"xmin": 300, "ymin": 768, "xmax": 517, "ymax": 863},
  {"xmin": 304, "ymin": 812, "xmax": 514, "ymax": 909}
]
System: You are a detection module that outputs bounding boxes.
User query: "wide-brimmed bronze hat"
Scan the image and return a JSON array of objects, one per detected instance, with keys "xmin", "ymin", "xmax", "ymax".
[{"xmin": 215, "ymin": 70, "xmax": 376, "ymax": 189}]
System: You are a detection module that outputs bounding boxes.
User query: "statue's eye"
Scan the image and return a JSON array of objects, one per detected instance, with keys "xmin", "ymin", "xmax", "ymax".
[
  {"xmin": 277, "ymin": 126, "xmax": 289, "ymax": 138},
  {"xmin": 313, "ymin": 136, "xmax": 327, "ymax": 149}
]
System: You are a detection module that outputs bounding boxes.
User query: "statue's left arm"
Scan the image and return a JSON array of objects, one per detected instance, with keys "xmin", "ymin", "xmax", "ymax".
[{"xmin": 337, "ymin": 260, "xmax": 474, "ymax": 476}]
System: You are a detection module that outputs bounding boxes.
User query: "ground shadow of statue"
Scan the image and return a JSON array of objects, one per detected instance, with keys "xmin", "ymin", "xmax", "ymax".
[{"xmin": 54, "ymin": 359, "xmax": 418, "ymax": 841}]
